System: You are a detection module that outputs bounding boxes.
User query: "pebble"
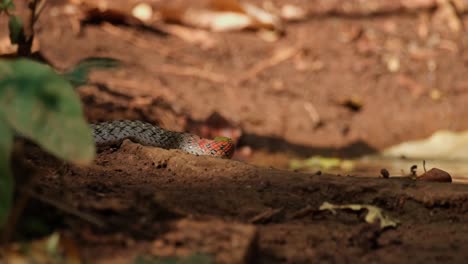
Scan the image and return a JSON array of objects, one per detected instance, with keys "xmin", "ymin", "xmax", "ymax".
[{"xmin": 417, "ymin": 168, "xmax": 452, "ymax": 183}]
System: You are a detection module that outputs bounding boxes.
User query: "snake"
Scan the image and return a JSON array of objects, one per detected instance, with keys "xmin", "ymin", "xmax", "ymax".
[{"xmin": 90, "ymin": 120, "xmax": 235, "ymax": 158}]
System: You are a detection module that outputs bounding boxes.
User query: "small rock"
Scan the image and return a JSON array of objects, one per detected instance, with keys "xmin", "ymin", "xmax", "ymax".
[
  {"xmin": 417, "ymin": 168, "xmax": 452, "ymax": 183},
  {"xmin": 380, "ymin": 168, "xmax": 390, "ymax": 178},
  {"xmin": 410, "ymin": 165, "xmax": 417, "ymax": 176}
]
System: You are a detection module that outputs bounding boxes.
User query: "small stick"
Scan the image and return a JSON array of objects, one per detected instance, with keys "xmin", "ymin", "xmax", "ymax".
[
  {"xmin": 236, "ymin": 46, "xmax": 300, "ymax": 85},
  {"xmin": 23, "ymin": 188, "xmax": 106, "ymax": 228},
  {"xmin": 153, "ymin": 64, "xmax": 227, "ymax": 83},
  {"xmin": 303, "ymin": 102, "xmax": 321, "ymax": 127}
]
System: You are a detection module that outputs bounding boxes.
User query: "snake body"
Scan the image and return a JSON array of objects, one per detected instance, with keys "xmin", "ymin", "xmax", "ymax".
[{"xmin": 90, "ymin": 120, "xmax": 235, "ymax": 158}]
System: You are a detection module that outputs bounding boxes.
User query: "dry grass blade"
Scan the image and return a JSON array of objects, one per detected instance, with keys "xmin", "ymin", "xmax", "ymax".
[
  {"xmin": 24, "ymin": 188, "xmax": 105, "ymax": 228},
  {"xmin": 153, "ymin": 63, "xmax": 227, "ymax": 83},
  {"xmin": 236, "ymin": 46, "xmax": 300, "ymax": 84}
]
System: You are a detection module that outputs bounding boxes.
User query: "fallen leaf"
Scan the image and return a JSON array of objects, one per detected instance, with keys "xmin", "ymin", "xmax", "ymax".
[
  {"xmin": 289, "ymin": 156, "xmax": 354, "ymax": 171},
  {"xmin": 383, "ymin": 130, "xmax": 468, "ymax": 160},
  {"xmin": 160, "ymin": 0, "xmax": 283, "ymax": 33},
  {"xmin": 257, "ymin": 29, "xmax": 280, "ymax": 42},
  {"xmin": 432, "ymin": 0, "xmax": 462, "ymax": 33},
  {"xmin": 161, "ymin": 24, "xmax": 217, "ymax": 49},
  {"xmin": 280, "ymin": 4, "xmax": 307, "ymax": 21},
  {"xmin": 132, "ymin": 3, "xmax": 153, "ymax": 22},
  {"xmin": 183, "ymin": 8, "xmax": 252, "ymax": 31},
  {"xmin": 319, "ymin": 202, "xmax": 399, "ymax": 229},
  {"xmin": 241, "ymin": 2, "xmax": 283, "ymax": 32}
]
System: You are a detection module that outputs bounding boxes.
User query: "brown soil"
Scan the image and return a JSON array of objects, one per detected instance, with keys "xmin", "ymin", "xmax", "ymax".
[{"xmin": 4, "ymin": 0, "xmax": 468, "ymax": 263}]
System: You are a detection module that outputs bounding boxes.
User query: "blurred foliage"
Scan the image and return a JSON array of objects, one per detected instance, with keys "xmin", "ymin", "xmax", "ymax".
[
  {"xmin": 0, "ymin": 58, "xmax": 96, "ymax": 228},
  {"xmin": 8, "ymin": 15, "xmax": 23, "ymax": 44},
  {"xmin": 0, "ymin": 59, "xmax": 96, "ymax": 163},
  {"xmin": 0, "ymin": 0, "xmax": 15, "ymax": 14},
  {"xmin": 1, "ymin": 0, "xmax": 21, "ymax": 46},
  {"xmin": 289, "ymin": 156, "xmax": 354, "ymax": 171},
  {"xmin": 62, "ymin": 57, "xmax": 121, "ymax": 87}
]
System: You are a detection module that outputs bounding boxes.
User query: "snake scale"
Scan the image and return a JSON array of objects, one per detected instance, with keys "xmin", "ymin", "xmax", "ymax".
[{"xmin": 90, "ymin": 120, "xmax": 235, "ymax": 158}]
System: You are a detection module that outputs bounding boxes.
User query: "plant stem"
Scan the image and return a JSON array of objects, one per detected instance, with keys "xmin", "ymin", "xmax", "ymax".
[{"xmin": 17, "ymin": 0, "xmax": 47, "ymax": 57}]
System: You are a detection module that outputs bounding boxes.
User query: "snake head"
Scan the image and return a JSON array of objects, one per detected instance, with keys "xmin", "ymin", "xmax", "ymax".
[
  {"xmin": 213, "ymin": 137, "xmax": 235, "ymax": 158},
  {"xmin": 193, "ymin": 136, "xmax": 235, "ymax": 159}
]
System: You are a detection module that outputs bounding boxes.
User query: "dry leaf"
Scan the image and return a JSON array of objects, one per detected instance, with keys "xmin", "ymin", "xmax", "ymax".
[
  {"xmin": 160, "ymin": 0, "xmax": 283, "ymax": 33},
  {"xmin": 241, "ymin": 2, "xmax": 283, "ymax": 32},
  {"xmin": 132, "ymin": 3, "xmax": 153, "ymax": 22},
  {"xmin": 433, "ymin": 0, "xmax": 462, "ymax": 33},
  {"xmin": 280, "ymin": 4, "xmax": 307, "ymax": 21},
  {"xmin": 383, "ymin": 130, "xmax": 468, "ymax": 160},
  {"xmin": 257, "ymin": 29, "xmax": 280, "ymax": 42},
  {"xmin": 162, "ymin": 24, "xmax": 217, "ymax": 49},
  {"xmin": 319, "ymin": 202, "xmax": 399, "ymax": 229},
  {"xmin": 184, "ymin": 9, "xmax": 252, "ymax": 31}
]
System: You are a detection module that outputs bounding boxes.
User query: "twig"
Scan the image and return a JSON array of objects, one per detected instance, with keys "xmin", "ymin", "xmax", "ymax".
[
  {"xmin": 100, "ymin": 23, "xmax": 202, "ymax": 65},
  {"xmin": 17, "ymin": 0, "xmax": 48, "ymax": 57},
  {"xmin": 23, "ymin": 188, "xmax": 106, "ymax": 228},
  {"xmin": 249, "ymin": 207, "xmax": 284, "ymax": 224},
  {"xmin": 32, "ymin": 0, "xmax": 47, "ymax": 23},
  {"xmin": 236, "ymin": 46, "xmax": 300, "ymax": 85},
  {"xmin": 153, "ymin": 63, "xmax": 227, "ymax": 83},
  {"xmin": 1, "ymin": 155, "xmax": 37, "ymax": 244},
  {"xmin": 1, "ymin": 182, "xmax": 32, "ymax": 243},
  {"xmin": 100, "ymin": 23, "xmax": 171, "ymax": 56},
  {"xmin": 303, "ymin": 101, "xmax": 321, "ymax": 127}
]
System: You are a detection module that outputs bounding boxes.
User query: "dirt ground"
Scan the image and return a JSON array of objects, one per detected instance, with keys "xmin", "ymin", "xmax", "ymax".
[{"xmin": 4, "ymin": 0, "xmax": 468, "ymax": 263}]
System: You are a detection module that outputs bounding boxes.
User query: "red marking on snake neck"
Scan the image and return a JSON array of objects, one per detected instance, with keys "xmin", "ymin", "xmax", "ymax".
[{"xmin": 197, "ymin": 138, "xmax": 235, "ymax": 158}]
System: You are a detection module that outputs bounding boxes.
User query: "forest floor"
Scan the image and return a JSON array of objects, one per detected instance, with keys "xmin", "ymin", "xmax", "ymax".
[{"xmin": 3, "ymin": 0, "xmax": 468, "ymax": 263}]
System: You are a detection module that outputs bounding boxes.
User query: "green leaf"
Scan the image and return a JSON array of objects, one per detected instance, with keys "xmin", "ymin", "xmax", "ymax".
[
  {"xmin": 0, "ymin": 59, "xmax": 95, "ymax": 164},
  {"xmin": 62, "ymin": 57, "xmax": 121, "ymax": 87},
  {"xmin": 0, "ymin": 0, "xmax": 15, "ymax": 13},
  {"xmin": 0, "ymin": 116, "xmax": 14, "ymax": 227},
  {"xmin": 8, "ymin": 15, "xmax": 23, "ymax": 45}
]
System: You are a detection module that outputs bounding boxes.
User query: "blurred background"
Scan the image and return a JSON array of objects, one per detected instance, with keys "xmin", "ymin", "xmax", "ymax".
[{"xmin": 5, "ymin": 0, "xmax": 468, "ymax": 181}]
